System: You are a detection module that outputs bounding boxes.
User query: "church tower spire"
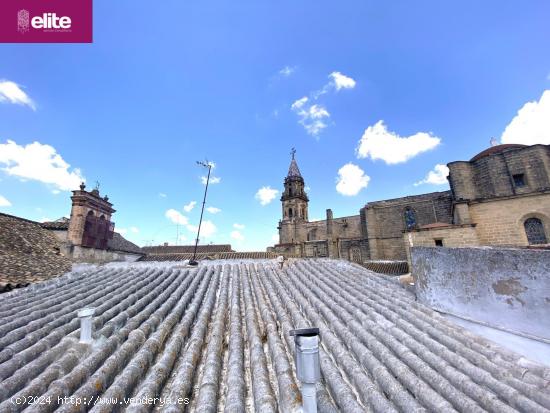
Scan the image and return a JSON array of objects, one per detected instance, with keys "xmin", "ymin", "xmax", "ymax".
[{"xmin": 281, "ymin": 148, "xmax": 309, "ymax": 225}]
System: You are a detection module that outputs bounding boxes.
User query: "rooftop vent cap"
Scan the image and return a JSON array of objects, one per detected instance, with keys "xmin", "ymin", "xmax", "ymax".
[
  {"xmin": 77, "ymin": 307, "xmax": 95, "ymax": 344},
  {"xmin": 290, "ymin": 327, "xmax": 320, "ymax": 413}
]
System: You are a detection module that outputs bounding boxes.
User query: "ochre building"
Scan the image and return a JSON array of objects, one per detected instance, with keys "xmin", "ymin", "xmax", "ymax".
[{"xmin": 270, "ymin": 143, "xmax": 550, "ymax": 263}]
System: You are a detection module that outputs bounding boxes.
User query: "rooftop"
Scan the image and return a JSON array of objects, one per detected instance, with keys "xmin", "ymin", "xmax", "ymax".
[
  {"xmin": 287, "ymin": 151, "xmax": 303, "ymax": 179},
  {"xmin": 141, "ymin": 244, "xmax": 234, "ymax": 254},
  {"xmin": 469, "ymin": 144, "xmax": 528, "ymax": 162},
  {"xmin": 141, "ymin": 251, "xmax": 279, "ymax": 261},
  {"xmin": 0, "ymin": 213, "xmax": 72, "ymax": 291},
  {"xmin": 0, "ymin": 259, "xmax": 548, "ymax": 411}
]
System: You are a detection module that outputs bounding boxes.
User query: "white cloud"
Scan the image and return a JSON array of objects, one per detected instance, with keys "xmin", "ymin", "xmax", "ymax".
[
  {"xmin": 356, "ymin": 121, "xmax": 441, "ymax": 164},
  {"xmin": 51, "ymin": 189, "xmax": 61, "ymax": 195},
  {"xmin": 255, "ymin": 186, "xmax": 279, "ymax": 206},
  {"xmin": 165, "ymin": 209, "xmax": 189, "ymax": 225},
  {"xmin": 314, "ymin": 71, "xmax": 357, "ymax": 97},
  {"xmin": 500, "ymin": 90, "xmax": 550, "ymax": 145},
  {"xmin": 291, "ymin": 97, "xmax": 330, "ymax": 137},
  {"xmin": 201, "ymin": 176, "xmax": 221, "ymax": 185},
  {"xmin": 184, "ymin": 201, "xmax": 196, "ymax": 212},
  {"xmin": 271, "ymin": 233, "xmax": 279, "ymax": 242},
  {"xmin": 0, "ymin": 140, "xmax": 85, "ymax": 191},
  {"xmin": 233, "ymin": 223, "xmax": 245, "ymax": 230},
  {"xmin": 335, "ymin": 163, "xmax": 370, "ymax": 196},
  {"xmin": 187, "ymin": 220, "xmax": 217, "ymax": 238},
  {"xmin": 279, "ymin": 66, "xmax": 296, "ymax": 77},
  {"xmin": 231, "ymin": 230, "xmax": 245, "ymax": 241},
  {"xmin": 159, "ymin": 193, "xmax": 167, "ymax": 198},
  {"xmin": 130, "ymin": 226, "xmax": 139, "ymax": 233},
  {"xmin": 329, "ymin": 71, "xmax": 356, "ymax": 91},
  {"xmin": 0, "ymin": 80, "xmax": 35, "ymax": 110},
  {"xmin": 0, "ymin": 195, "xmax": 11, "ymax": 207},
  {"xmin": 414, "ymin": 164, "xmax": 450, "ymax": 186},
  {"xmin": 206, "ymin": 206, "xmax": 221, "ymax": 214}
]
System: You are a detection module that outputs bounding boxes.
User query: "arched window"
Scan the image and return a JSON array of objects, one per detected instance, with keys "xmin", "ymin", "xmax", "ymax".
[
  {"xmin": 404, "ymin": 207, "xmax": 417, "ymax": 230},
  {"xmin": 289, "ymin": 208, "xmax": 293, "ymax": 218},
  {"xmin": 524, "ymin": 218, "xmax": 547, "ymax": 245}
]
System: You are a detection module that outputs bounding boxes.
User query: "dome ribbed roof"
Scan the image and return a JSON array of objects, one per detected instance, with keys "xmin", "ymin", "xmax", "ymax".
[{"xmin": 470, "ymin": 144, "xmax": 527, "ymax": 162}]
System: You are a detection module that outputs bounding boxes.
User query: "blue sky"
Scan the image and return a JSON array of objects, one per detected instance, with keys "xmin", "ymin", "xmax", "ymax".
[{"xmin": 1, "ymin": 0, "xmax": 550, "ymax": 250}]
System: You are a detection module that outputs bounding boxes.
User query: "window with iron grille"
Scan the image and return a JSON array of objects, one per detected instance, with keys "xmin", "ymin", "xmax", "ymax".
[{"xmin": 524, "ymin": 218, "xmax": 547, "ymax": 245}]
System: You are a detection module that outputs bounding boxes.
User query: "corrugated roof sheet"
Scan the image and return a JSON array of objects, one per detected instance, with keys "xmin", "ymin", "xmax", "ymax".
[
  {"xmin": 0, "ymin": 259, "xmax": 549, "ymax": 412},
  {"xmin": 0, "ymin": 213, "xmax": 72, "ymax": 291}
]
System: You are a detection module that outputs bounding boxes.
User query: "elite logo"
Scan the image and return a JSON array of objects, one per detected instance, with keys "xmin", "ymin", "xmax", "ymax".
[
  {"xmin": 18, "ymin": 10, "xmax": 72, "ymax": 33},
  {"xmin": 2, "ymin": 0, "xmax": 92, "ymax": 43}
]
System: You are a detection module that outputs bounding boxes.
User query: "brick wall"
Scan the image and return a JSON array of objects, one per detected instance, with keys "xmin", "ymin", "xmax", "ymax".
[
  {"xmin": 404, "ymin": 224, "xmax": 479, "ymax": 263},
  {"xmin": 468, "ymin": 193, "xmax": 550, "ymax": 246},
  {"xmin": 366, "ymin": 191, "xmax": 453, "ymax": 260}
]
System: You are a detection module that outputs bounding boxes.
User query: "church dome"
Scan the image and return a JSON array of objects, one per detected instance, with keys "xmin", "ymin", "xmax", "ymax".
[{"xmin": 470, "ymin": 144, "xmax": 527, "ymax": 162}]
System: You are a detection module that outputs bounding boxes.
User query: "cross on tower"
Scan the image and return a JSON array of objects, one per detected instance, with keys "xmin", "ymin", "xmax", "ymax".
[
  {"xmin": 94, "ymin": 181, "xmax": 100, "ymax": 191},
  {"xmin": 291, "ymin": 147, "xmax": 296, "ymax": 159}
]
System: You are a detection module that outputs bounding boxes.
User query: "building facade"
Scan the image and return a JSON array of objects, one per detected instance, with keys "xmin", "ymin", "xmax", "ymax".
[{"xmin": 270, "ymin": 144, "xmax": 550, "ymax": 263}]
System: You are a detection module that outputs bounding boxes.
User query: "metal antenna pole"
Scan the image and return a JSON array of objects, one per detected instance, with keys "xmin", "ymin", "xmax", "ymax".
[{"xmin": 189, "ymin": 161, "xmax": 212, "ymax": 266}]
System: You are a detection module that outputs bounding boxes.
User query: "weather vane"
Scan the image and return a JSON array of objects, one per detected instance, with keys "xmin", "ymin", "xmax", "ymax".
[{"xmin": 291, "ymin": 147, "xmax": 296, "ymax": 159}]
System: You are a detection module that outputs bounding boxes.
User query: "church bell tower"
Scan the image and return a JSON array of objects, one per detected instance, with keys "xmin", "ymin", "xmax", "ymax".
[{"xmin": 278, "ymin": 149, "xmax": 309, "ymax": 244}]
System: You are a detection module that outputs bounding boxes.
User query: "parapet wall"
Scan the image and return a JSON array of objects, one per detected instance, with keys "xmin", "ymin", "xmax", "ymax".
[{"xmin": 412, "ymin": 246, "xmax": 550, "ymax": 341}]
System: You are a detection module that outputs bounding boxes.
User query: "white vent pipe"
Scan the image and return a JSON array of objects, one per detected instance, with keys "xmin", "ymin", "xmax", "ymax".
[
  {"xmin": 77, "ymin": 307, "xmax": 95, "ymax": 343},
  {"xmin": 290, "ymin": 327, "xmax": 320, "ymax": 413}
]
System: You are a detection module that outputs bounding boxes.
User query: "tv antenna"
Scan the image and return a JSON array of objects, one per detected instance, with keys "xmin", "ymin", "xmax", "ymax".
[{"xmin": 189, "ymin": 159, "xmax": 213, "ymax": 266}]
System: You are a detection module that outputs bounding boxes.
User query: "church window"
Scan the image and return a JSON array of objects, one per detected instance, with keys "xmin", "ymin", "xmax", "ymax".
[
  {"xmin": 404, "ymin": 207, "xmax": 417, "ymax": 230},
  {"xmin": 289, "ymin": 208, "xmax": 293, "ymax": 218},
  {"xmin": 513, "ymin": 174, "xmax": 526, "ymax": 187},
  {"xmin": 524, "ymin": 218, "xmax": 547, "ymax": 245}
]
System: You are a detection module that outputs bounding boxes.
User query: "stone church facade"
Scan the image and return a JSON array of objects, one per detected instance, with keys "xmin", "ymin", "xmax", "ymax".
[{"xmin": 270, "ymin": 143, "xmax": 550, "ymax": 263}]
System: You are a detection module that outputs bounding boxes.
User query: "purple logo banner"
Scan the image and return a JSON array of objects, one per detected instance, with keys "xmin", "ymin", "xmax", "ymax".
[{"xmin": 0, "ymin": 0, "xmax": 92, "ymax": 43}]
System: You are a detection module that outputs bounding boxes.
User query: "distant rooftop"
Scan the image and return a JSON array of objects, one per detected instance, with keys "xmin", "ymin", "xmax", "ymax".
[
  {"xmin": 0, "ymin": 213, "xmax": 72, "ymax": 291},
  {"xmin": 142, "ymin": 244, "xmax": 234, "ymax": 254}
]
